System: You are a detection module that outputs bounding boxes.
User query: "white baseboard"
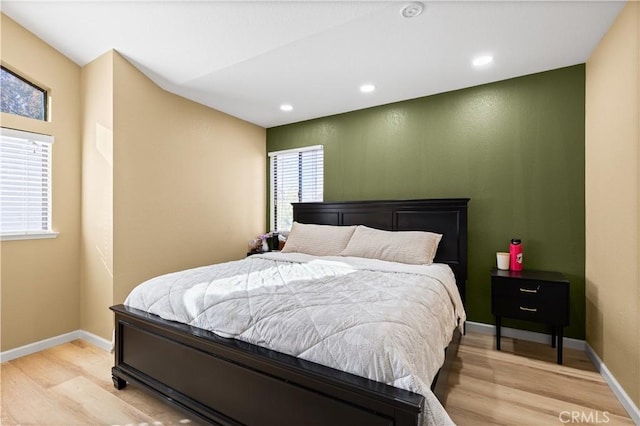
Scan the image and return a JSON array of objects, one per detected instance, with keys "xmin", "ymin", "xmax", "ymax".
[
  {"xmin": 79, "ymin": 330, "xmax": 112, "ymax": 352},
  {"xmin": 0, "ymin": 329, "xmax": 111, "ymax": 363},
  {"xmin": 585, "ymin": 344, "xmax": 640, "ymax": 424},
  {"xmin": 0, "ymin": 330, "xmax": 81, "ymax": 363},
  {"xmin": 465, "ymin": 321, "xmax": 586, "ymax": 350}
]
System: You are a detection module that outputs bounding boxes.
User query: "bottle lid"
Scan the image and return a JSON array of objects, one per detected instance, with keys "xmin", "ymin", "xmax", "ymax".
[{"xmin": 511, "ymin": 238, "xmax": 521, "ymax": 244}]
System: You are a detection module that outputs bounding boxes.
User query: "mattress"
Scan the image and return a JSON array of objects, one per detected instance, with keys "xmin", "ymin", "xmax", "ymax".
[{"xmin": 124, "ymin": 251, "xmax": 466, "ymax": 425}]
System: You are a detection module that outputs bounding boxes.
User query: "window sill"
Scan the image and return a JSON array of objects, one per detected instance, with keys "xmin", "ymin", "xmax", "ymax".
[{"xmin": 1, "ymin": 231, "xmax": 59, "ymax": 241}]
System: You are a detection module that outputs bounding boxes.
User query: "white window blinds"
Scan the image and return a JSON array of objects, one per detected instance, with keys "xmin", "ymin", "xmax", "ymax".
[
  {"xmin": 0, "ymin": 128, "xmax": 54, "ymax": 238},
  {"xmin": 269, "ymin": 145, "xmax": 323, "ymax": 232}
]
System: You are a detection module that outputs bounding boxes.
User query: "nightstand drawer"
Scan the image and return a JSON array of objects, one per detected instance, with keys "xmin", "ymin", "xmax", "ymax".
[
  {"xmin": 492, "ymin": 279, "xmax": 569, "ymax": 325},
  {"xmin": 492, "ymin": 294, "xmax": 566, "ymax": 324},
  {"xmin": 492, "ymin": 279, "xmax": 566, "ymax": 300}
]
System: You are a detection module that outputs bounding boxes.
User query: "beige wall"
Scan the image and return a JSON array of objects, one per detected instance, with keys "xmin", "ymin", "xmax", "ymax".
[
  {"xmin": 111, "ymin": 52, "xmax": 266, "ymax": 305},
  {"xmin": 585, "ymin": 1, "xmax": 640, "ymax": 408},
  {"xmin": 2, "ymin": 16, "xmax": 266, "ymax": 347},
  {"xmin": 76, "ymin": 50, "xmax": 266, "ymax": 337},
  {"xmin": 80, "ymin": 51, "xmax": 114, "ymax": 339},
  {"xmin": 0, "ymin": 14, "xmax": 81, "ymax": 351}
]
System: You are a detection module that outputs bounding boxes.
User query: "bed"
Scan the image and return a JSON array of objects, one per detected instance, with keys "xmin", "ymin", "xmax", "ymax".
[{"xmin": 110, "ymin": 198, "xmax": 469, "ymax": 425}]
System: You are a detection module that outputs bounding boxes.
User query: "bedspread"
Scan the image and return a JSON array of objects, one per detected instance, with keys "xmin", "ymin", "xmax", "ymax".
[{"xmin": 124, "ymin": 252, "xmax": 466, "ymax": 425}]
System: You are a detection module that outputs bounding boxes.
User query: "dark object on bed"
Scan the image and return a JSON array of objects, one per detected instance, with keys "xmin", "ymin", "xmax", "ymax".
[{"xmin": 111, "ymin": 198, "xmax": 469, "ymax": 425}]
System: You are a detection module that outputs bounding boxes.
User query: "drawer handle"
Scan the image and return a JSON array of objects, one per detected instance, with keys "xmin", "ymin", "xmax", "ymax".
[
  {"xmin": 519, "ymin": 285, "xmax": 540, "ymax": 294},
  {"xmin": 519, "ymin": 306, "xmax": 538, "ymax": 312}
]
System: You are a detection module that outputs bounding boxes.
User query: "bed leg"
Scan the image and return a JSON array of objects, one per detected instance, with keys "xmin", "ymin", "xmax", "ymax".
[{"xmin": 112, "ymin": 374, "xmax": 127, "ymax": 390}]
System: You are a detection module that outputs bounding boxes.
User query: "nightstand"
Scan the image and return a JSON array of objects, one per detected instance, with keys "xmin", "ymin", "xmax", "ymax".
[{"xmin": 491, "ymin": 268, "xmax": 570, "ymax": 364}]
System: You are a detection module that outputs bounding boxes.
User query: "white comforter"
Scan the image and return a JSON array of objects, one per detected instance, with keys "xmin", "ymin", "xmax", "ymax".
[{"xmin": 125, "ymin": 252, "xmax": 466, "ymax": 425}]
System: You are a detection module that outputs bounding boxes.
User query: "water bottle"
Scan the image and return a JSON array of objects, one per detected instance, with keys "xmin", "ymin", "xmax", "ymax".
[{"xmin": 509, "ymin": 238, "xmax": 523, "ymax": 271}]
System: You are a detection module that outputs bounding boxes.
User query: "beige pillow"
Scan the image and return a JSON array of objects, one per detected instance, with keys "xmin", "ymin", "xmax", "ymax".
[
  {"xmin": 340, "ymin": 226, "xmax": 442, "ymax": 265},
  {"xmin": 281, "ymin": 222, "xmax": 357, "ymax": 256}
]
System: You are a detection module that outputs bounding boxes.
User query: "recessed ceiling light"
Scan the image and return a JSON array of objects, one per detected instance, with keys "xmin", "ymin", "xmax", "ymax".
[
  {"xmin": 360, "ymin": 84, "xmax": 376, "ymax": 93},
  {"xmin": 401, "ymin": 2, "xmax": 424, "ymax": 18},
  {"xmin": 280, "ymin": 104, "xmax": 293, "ymax": 112},
  {"xmin": 472, "ymin": 55, "xmax": 494, "ymax": 67}
]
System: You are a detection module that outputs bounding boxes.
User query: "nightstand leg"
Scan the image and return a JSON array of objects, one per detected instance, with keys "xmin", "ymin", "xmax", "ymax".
[
  {"xmin": 551, "ymin": 327, "xmax": 556, "ymax": 348},
  {"xmin": 557, "ymin": 327, "xmax": 563, "ymax": 365},
  {"xmin": 496, "ymin": 316, "xmax": 501, "ymax": 351}
]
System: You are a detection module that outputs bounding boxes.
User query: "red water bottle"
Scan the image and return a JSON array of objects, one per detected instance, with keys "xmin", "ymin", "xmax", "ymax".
[{"xmin": 510, "ymin": 238, "xmax": 523, "ymax": 271}]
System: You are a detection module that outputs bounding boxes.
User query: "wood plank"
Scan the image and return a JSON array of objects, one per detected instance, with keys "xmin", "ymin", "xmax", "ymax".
[
  {"xmin": 9, "ymin": 351, "xmax": 77, "ymax": 389},
  {"xmin": 444, "ymin": 333, "xmax": 634, "ymax": 425},
  {"xmin": 50, "ymin": 375, "xmax": 159, "ymax": 425},
  {"xmin": 446, "ymin": 374, "xmax": 634, "ymax": 425},
  {"xmin": 41, "ymin": 339, "xmax": 112, "ymax": 383},
  {"xmin": 0, "ymin": 362, "xmax": 96, "ymax": 425}
]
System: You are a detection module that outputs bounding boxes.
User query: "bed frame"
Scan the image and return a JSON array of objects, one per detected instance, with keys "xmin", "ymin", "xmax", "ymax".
[{"xmin": 110, "ymin": 198, "xmax": 469, "ymax": 425}]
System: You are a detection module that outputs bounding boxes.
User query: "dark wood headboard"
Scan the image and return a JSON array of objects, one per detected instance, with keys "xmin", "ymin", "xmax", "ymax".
[{"xmin": 292, "ymin": 198, "xmax": 469, "ymax": 303}]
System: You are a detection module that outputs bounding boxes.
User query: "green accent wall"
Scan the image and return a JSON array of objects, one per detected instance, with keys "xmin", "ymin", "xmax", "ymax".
[{"xmin": 267, "ymin": 65, "xmax": 586, "ymax": 339}]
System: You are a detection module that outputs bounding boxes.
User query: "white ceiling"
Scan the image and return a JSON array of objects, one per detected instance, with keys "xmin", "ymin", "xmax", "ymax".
[{"xmin": 1, "ymin": 1, "xmax": 626, "ymax": 128}]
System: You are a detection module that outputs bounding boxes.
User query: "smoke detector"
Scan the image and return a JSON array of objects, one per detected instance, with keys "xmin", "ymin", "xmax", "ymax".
[{"xmin": 401, "ymin": 2, "xmax": 424, "ymax": 18}]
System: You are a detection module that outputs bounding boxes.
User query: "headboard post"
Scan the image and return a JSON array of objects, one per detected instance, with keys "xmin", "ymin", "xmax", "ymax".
[{"xmin": 292, "ymin": 198, "xmax": 469, "ymax": 303}]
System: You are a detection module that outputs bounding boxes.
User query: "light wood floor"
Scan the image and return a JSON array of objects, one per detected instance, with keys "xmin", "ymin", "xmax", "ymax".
[
  {"xmin": 0, "ymin": 332, "xmax": 633, "ymax": 425},
  {"xmin": 441, "ymin": 333, "xmax": 633, "ymax": 425}
]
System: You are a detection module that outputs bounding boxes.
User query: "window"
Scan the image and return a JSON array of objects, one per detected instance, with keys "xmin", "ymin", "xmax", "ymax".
[
  {"xmin": 0, "ymin": 128, "xmax": 56, "ymax": 240},
  {"xmin": 269, "ymin": 145, "xmax": 323, "ymax": 232},
  {"xmin": 0, "ymin": 66, "xmax": 47, "ymax": 121}
]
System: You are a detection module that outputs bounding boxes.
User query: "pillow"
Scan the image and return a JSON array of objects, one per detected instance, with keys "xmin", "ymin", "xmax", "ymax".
[
  {"xmin": 281, "ymin": 222, "xmax": 357, "ymax": 256},
  {"xmin": 339, "ymin": 225, "xmax": 442, "ymax": 265}
]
